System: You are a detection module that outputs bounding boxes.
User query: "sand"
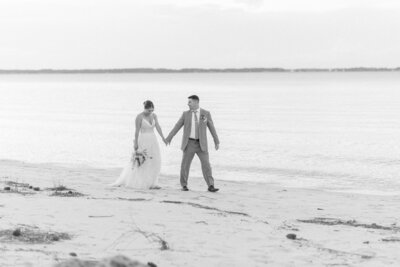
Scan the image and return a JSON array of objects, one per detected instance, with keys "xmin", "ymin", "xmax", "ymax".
[{"xmin": 1, "ymin": 159, "xmax": 399, "ymax": 267}]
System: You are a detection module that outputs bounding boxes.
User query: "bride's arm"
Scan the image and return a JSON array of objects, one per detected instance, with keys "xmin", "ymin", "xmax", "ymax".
[
  {"xmin": 154, "ymin": 114, "xmax": 167, "ymax": 144},
  {"xmin": 134, "ymin": 114, "xmax": 141, "ymax": 150}
]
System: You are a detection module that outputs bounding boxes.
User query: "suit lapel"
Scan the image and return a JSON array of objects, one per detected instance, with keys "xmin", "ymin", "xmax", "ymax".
[
  {"xmin": 185, "ymin": 111, "xmax": 192, "ymax": 137},
  {"xmin": 187, "ymin": 110, "xmax": 192, "ymax": 127}
]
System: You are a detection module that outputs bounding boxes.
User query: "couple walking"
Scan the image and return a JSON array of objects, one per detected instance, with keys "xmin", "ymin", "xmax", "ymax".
[{"xmin": 111, "ymin": 95, "xmax": 220, "ymax": 192}]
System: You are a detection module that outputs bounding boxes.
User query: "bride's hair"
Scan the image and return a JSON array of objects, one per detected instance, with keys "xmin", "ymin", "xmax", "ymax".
[{"xmin": 143, "ymin": 100, "xmax": 154, "ymax": 109}]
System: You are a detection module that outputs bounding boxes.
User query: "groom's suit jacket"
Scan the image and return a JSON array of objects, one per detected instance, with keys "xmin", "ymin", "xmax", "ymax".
[{"xmin": 167, "ymin": 108, "xmax": 219, "ymax": 152}]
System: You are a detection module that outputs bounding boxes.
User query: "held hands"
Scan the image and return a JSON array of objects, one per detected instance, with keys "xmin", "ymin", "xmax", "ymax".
[
  {"xmin": 162, "ymin": 138, "xmax": 168, "ymax": 146},
  {"xmin": 162, "ymin": 137, "xmax": 170, "ymax": 146}
]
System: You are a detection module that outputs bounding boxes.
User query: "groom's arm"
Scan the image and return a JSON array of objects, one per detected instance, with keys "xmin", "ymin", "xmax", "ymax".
[
  {"xmin": 206, "ymin": 111, "xmax": 220, "ymax": 148},
  {"xmin": 166, "ymin": 112, "xmax": 185, "ymax": 143}
]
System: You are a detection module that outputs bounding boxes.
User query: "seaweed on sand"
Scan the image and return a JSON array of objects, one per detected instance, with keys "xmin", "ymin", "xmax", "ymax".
[
  {"xmin": 46, "ymin": 184, "xmax": 85, "ymax": 197},
  {"xmin": 0, "ymin": 225, "xmax": 71, "ymax": 244},
  {"xmin": 50, "ymin": 190, "xmax": 85, "ymax": 197},
  {"xmin": 298, "ymin": 217, "xmax": 400, "ymax": 232}
]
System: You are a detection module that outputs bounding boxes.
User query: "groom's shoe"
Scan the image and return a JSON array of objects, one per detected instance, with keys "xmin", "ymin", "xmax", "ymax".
[
  {"xmin": 208, "ymin": 185, "xmax": 219, "ymax": 192},
  {"xmin": 182, "ymin": 186, "xmax": 189, "ymax": 191}
]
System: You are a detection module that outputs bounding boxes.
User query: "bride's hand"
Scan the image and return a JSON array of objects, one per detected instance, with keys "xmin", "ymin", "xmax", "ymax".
[
  {"xmin": 162, "ymin": 138, "xmax": 168, "ymax": 146},
  {"xmin": 134, "ymin": 143, "xmax": 139, "ymax": 151}
]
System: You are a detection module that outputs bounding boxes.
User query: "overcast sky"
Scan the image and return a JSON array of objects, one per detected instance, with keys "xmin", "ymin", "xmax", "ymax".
[{"xmin": 1, "ymin": 0, "xmax": 400, "ymax": 69}]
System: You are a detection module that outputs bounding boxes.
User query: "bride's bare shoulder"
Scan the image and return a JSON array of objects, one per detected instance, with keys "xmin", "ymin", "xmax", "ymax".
[{"xmin": 135, "ymin": 113, "xmax": 144, "ymax": 121}]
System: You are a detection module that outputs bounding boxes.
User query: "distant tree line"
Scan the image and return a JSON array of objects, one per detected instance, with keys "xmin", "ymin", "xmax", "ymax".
[{"xmin": 0, "ymin": 67, "xmax": 399, "ymax": 74}]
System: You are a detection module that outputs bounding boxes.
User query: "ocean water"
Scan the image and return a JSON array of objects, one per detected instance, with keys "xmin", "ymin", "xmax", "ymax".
[{"xmin": 1, "ymin": 72, "xmax": 399, "ymax": 195}]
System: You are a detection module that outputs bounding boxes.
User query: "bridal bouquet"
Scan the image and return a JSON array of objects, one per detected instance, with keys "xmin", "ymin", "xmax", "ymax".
[{"xmin": 130, "ymin": 149, "xmax": 151, "ymax": 169}]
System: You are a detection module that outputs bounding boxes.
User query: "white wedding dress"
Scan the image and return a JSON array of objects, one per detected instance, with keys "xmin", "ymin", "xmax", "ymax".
[{"xmin": 112, "ymin": 118, "xmax": 161, "ymax": 189}]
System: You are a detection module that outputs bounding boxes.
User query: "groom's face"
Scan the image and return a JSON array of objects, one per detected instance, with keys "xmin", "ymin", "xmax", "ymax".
[{"xmin": 188, "ymin": 99, "xmax": 199, "ymax": 110}]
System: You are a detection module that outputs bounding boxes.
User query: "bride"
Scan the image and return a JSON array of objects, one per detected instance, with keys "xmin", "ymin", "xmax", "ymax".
[{"xmin": 111, "ymin": 100, "xmax": 167, "ymax": 189}]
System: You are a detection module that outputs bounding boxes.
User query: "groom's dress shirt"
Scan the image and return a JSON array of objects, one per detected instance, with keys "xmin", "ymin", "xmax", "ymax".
[{"xmin": 190, "ymin": 108, "xmax": 200, "ymax": 139}]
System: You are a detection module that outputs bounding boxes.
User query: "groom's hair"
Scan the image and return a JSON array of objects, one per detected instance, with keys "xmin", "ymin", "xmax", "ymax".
[{"xmin": 188, "ymin": 95, "xmax": 200, "ymax": 102}]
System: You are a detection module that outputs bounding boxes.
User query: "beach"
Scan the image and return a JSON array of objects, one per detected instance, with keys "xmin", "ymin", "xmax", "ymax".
[
  {"xmin": 1, "ymin": 159, "xmax": 399, "ymax": 266},
  {"xmin": 3, "ymin": 0, "xmax": 400, "ymax": 265}
]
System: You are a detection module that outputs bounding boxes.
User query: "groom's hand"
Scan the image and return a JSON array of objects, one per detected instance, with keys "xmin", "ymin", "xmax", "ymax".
[
  {"xmin": 215, "ymin": 144, "xmax": 219, "ymax": 151},
  {"xmin": 162, "ymin": 138, "xmax": 168, "ymax": 146},
  {"xmin": 165, "ymin": 137, "xmax": 171, "ymax": 146}
]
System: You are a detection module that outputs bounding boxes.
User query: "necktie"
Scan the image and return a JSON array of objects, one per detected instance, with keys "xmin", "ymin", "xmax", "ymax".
[{"xmin": 194, "ymin": 111, "xmax": 199, "ymax": 139}]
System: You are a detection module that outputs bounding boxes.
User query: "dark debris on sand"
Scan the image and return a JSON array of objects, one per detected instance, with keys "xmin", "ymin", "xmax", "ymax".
[
  {"xmin": 1, "ymin": 178, "xmax": 85, "ymax": 197},
  {"xmin": 4, "ymin": 181, "xmax": 31, "ymax": 188},
  {"xmin": 1, "ymin": 178, "xmax": 40, "ymax": 195},
  {"xmin": 298, "ymin": 217, "xmax": 400, "ymax": 232},
  {"xmin": 161, "ymin": 200, "xmax": 250, "ymax": 217},
  {"xmin": 50, "ymin": 191, "xmax": 85, "ymax": 197},
  {"xmin": 132, "ymin": 225, "xmax": 170, "ymax": 251},
  {"xmin": 54, "ymin": 255, "xmax": 153, "ymax": 267},
  {"xmin": 46, "ymin": 185, "xmax": 72, "ymax": 191},
  {"xmin": 381, "ymin": 237, "xmax": 400, "ymax": 242},
  {"xmin": 46, "ymin": 185, "xmax": 85, "ymax": 197},
  {"xmin": 0, "ymin": 225, "xmax": 71, "ymax": 244}
]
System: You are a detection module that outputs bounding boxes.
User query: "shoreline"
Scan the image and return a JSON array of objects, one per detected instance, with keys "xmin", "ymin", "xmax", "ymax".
[
  {"xmin": 1, "ymin": 67, "xmax": 400, "ymax": 74},
  {"xmin": 1, "ymin": 159, "xmax": 398, "ymax": 197},
  {"xmin": 1, "ymin": 159, "xmax": 400, "ymax": 266}
]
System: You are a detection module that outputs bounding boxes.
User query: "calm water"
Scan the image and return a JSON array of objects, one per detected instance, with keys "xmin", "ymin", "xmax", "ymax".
[{"xmin": 1, "ymin": 72, "xmax": 400, "ymax": 195}]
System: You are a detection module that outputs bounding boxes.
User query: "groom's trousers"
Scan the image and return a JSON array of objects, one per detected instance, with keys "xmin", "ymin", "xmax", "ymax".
[{"xmin": 180, "ymin": 139, "xmax": 214, "ymax": 187}]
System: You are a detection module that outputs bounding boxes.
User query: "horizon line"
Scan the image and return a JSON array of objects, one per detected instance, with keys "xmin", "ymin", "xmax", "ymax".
[{"xmin": 1, "ymin": 67, "xmax": 400, "ymax": 74}]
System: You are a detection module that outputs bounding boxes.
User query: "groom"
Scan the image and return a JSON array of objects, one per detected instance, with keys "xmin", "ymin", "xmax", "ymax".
[{"xmin": 166, "ymin": 95, "xmax": 220, "ymax": 192}]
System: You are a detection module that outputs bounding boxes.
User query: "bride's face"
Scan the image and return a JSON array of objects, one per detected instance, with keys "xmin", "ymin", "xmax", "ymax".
[{"xmin": 143, "ymin": 108, "xmax": 154, "ymax": 115}]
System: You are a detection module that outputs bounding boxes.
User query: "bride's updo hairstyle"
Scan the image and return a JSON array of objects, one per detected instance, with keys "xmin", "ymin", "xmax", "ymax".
[{"xmin": 143, "ymin": 100, "xmax": 154, "ymax": 110}]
